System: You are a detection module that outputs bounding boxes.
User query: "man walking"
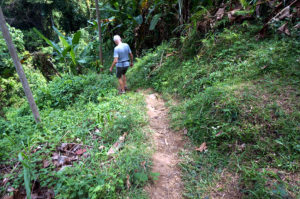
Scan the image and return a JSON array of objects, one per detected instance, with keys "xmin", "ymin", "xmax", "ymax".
[{"xmin": 110, "ymin": 35, "xmax": 133, "ymax": 94}]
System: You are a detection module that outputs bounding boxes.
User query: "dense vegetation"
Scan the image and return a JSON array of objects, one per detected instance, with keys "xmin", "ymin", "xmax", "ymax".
[
  {"xmin": 128, "ymin": 22, "xmax": 300, "ymax": 198},
  {"xmin": 1, "ymin": 0, "xmax": 299, "ymax": 198}
]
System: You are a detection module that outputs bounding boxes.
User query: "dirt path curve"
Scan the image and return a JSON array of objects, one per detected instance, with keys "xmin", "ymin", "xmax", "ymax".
[{"xmin": 143, "ymin": 90, "xmax": 185, "ymax": 199}]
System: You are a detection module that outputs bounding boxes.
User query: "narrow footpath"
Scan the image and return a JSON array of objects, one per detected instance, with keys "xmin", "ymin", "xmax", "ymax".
[{"xmin": 143, "ymin": 90, "xmax": 185, "ymax": 199}]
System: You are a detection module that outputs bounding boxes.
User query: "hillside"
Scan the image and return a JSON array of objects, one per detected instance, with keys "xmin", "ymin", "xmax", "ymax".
[
  {"xmin": 127, "ymin": 23, "xmax": 300, "ymax": 198},
  {"xmin": 1, "ymin": 0, "xmax": 300, "ymax": 198}
]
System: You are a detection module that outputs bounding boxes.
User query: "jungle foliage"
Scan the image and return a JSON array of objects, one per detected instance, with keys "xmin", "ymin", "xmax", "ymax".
[
  {"xmin": 1, "ymin": 0, "xmax": 299, "ymax": 198},
  {"xmin": 128, "ymin": 22, "xmax": 300, "ymax": 198},
  {"xmin": 1, "ymin": 73, "xmax": 153, "ymax": 198}
]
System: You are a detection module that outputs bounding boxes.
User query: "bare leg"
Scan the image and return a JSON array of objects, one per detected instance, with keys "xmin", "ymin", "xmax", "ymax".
[
  {"xmin": 122, "ymin": 75, "xmax": 127, "ymax": 89},
  {"xmin": 118, "ymin": 78, "xmax": 124, "ymax": 91}
]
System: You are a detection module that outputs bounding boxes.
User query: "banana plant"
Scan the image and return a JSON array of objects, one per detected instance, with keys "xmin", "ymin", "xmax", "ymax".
[{"xmin": 33, "ymin": 27, "xmax": 82, "ymax": 74}]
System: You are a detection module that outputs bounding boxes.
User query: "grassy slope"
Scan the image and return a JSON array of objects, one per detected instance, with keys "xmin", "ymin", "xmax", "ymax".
[
  {"xmin": 0, "ymin": 74, "xmax": 152, "ymax": 198},
  {"xmin": 128, "ymin": 24, "xmax": 300, "ymax": 198}
]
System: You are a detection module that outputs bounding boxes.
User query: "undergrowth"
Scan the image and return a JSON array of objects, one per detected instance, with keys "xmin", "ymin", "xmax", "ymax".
[
  {"xmin": 0, "ymin": 73, "xmax": 152, "ymax": 198},
  {"xmin": 128, "ymin": 23, "xmax": 300, "ymax": 198}
]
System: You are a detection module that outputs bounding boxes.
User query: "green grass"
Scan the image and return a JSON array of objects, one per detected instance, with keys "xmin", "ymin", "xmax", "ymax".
[
  {"xmin": 128, "ymin": 23, "xmax": 300, "ymax": 198},
  {"xmin": 0, "ymin": 74, "xmax": 153, "ymax": 198}
]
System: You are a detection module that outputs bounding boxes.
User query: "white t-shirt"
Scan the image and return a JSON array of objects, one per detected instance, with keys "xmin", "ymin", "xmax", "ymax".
[{"xmin": 114, "ymin": 43, "xmax": 132, "ymax": 67}]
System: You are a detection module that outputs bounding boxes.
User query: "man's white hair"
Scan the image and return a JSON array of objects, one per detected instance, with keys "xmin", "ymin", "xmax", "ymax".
[{"xmin": 113, "ymin": 35, "xmax": 121, "ymax": 42}]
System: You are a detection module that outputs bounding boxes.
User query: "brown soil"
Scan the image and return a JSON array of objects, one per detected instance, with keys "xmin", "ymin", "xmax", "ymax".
[{"xmin": 143, "ymin": 90, "xmax": 185, "ymax": 199}]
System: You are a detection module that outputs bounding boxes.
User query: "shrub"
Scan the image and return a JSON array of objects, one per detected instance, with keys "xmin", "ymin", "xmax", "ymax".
[
  {"xmin": 0, "ymin": 24, "xmax": 25, "ymax": 78},
  {"xmin": 36, "ymin": 73, "xmax": 117, "ymax": 109}
]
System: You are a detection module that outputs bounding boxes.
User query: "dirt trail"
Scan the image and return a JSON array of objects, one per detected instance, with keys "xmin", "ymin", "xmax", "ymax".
[{"xmin": 143, "ymin": 90, "xmax": 185, "ymax": 199}]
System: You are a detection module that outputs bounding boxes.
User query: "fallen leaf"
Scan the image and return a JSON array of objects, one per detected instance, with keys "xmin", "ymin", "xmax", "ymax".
[
  {"xmin": 277, "ymin": 6, "xmax": 292, "ymax": 20},
  {"xmin": 215, "ymin": 7, "xmax": 225, "ymax": 20},
  {"xmin": 140, "ymin": 161, "xmax": 146, "ymax": 171},
  {"xmin": 126, "ymin": 174, "xmax": 131, "ymax": 189},
  {"xmin": 54, "ymin": 155, "xmax": 70, "ymax": 167},
  {"xmin": 99, "ymin": 145, "xmax": 105, "ymax": 150},
  {"xmin": 52, "ymin": 152, "xmax": 59, "ymax": 160},
  {"xmin": 69, "ymin": 156, "xmax": 78, "ymax": 161},
  {"xmin": 278, "ymin": 22, "xmax": 290, "ymax": 35},
  {"xmin": 261, "ymin": 65, "xmax": 268, "ymax": 70},
  {"xmin": 32, "ymin": 145, "xmax": 42, "ymax": 153},
  {"xmin": 228, "ymin": 8, "xmax": 241, "ymax": 22},
  {"xmin": 43, "ymin": 160, "xmax": 50, "ymax": 168},
  {"xmin": 107, "ymin": 132, "xmax": 128, "ymax": 156},
  {"xmin": 2, "ymin": 177, "xmax": 9, "ymax": 186},
  {"xmin": 294, "ymin": 23, "xmax": 300, "ymax": 29},
  {"xmin": 166, "ymin": 53, "xmax": 174, "ymax": 58},
  {"xmin": 75, "ymin": 148, "xmax": 87, "ymax": 155},
  {"xmin": 46, "ymin": 189, "xmax": 55, "ymax": 199},
  {"xmin": 60, "ymin": 143, "xmax": 68, "ymax": 150},
  {"xmin": 83, "ymin": 153, "xmax": 90, "ymax": 158},
  {"xmin": 7, "ymin": 186, "xmax": 15, "ymax": 192},
  {"xmin": 195, "ymin": 142, "xmax": 207, "ymax": 152},
  {"xmin": 237, "ymin": 143, "xmax": 246, "ymax": 151},
  {"xmin": 216, "ymin": 131, "xmax": 223, "ymax": 137},
  {"xmin": 31, "ymin": 193, "xmax": 39, "ymax": 199},
  {"xmin": 183, "ymin": 129, "xmax": 188, "ymax": 135},
  {"xmin": 72, "ymin": 144, "xmax": 80, "ymax": 152}
]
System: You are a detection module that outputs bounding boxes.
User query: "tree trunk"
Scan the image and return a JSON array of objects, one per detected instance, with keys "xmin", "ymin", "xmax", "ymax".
[
  {"xmin": 85, "ymin": 0, "xmax": 91, "ymax": 20},
  {"xmin": 95, "ymin": 0, "xmax": 103, "ymax": 66},
  {"xmin": 0, "ymin": 7, "xmax": 41, "ymax": 123}
]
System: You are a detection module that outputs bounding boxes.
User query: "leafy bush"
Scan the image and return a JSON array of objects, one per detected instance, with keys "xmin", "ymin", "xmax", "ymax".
[
  {"xmin": 0, "ymin": 75, "xmax": 24, "ymax": 115},
  {"xmin": 0, "ymin": 61, "xmax": 47, "ymax": 116},
  {"xmin": 36, "ymin": 73, "xmax": 117, "ymax": 109},
  {"xmin": 22, "ymin": 28, "xmax": 44, "ymax": 52},
  {"xmin": 0, "ymin": 24, "xmax": 25, "ymax": 78},
  {"xmin": 1, "ymin": 76, "xmax": 150, "ymax": 198}
]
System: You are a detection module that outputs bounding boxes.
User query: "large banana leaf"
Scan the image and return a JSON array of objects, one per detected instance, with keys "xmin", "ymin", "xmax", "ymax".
[
  {"xmin": 149, "ymin": 14, "xmax": 162, "ymax": 30},
  {"xmin": 72, "ymin": 31, "xmax": 81, "ymax": 45},
  {"xmin": 53, "ymin": 26, "xmax": 70, "ymax": 49},
  {"xmin": 70, "ymin": 48, "xmax": 76, "ymax": 65},
  {"xmin": 33, "ymin": 28, "xmax": 62, "ymax": 54}
]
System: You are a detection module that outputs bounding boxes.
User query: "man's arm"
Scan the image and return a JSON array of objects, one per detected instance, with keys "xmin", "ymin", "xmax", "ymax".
[
  {"xmin": 129, "ymin": 53, "xmax": 133, "ymax": 67},
  {"xmin": 110, "ymin": 57, "xmax": 118, "ymax": 72}
]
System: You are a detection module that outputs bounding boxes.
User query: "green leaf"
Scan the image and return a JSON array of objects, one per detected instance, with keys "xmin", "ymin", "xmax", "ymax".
[
  {"xmin": 134, "ymin": 172, "xmax": 148, "ymax": 184},
  {"xmin": 70, "ymin": 48, "xmax": 76, "ymax": 65},
  {"xmin": 150, "ymin": 172, "xmax": 160, "ymax": 181},
  {"xmin": 134, "ymin": 15, "xmax": 143, "ymax": 25},
  {"xmin": 77, "ymin": 59, "xmax": 88, "ymax": 64},
  {"xmin": 53, "ymin": 26, "xmax": 70, "ymax": 48},
  {"xmin": 62, "ymin": 46, "xmax": 71, "ymax": 57},
  {"xmin": 149, "ymin": 14, "xmax": 161, "ymax": 30},
  {"xmin": 113, "ymin": 2, "xmax": 119, "ymax": 9},
  {"xmin": 52, "ymin": 26, "xmax": 65, "ymax": 39},
  {"xmin": 59, "ymin": 36, "xmax": 70, "ymax": 49},
  {"xmin": 18, "ymin": 153, "xmax": 31, "ymax": 199},
  {"xmin": 72, "ymin": 31, "xmax": 81, "ymax": 45},
  {"xmin": 33, "ymin": 28, "xmax": 61, "ymax": 54}
]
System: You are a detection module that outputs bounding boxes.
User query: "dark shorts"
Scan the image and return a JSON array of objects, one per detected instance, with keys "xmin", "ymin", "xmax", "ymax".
[{"xmin": 116, "ymin": 67, "xmax": 129, "ymax": 78}]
